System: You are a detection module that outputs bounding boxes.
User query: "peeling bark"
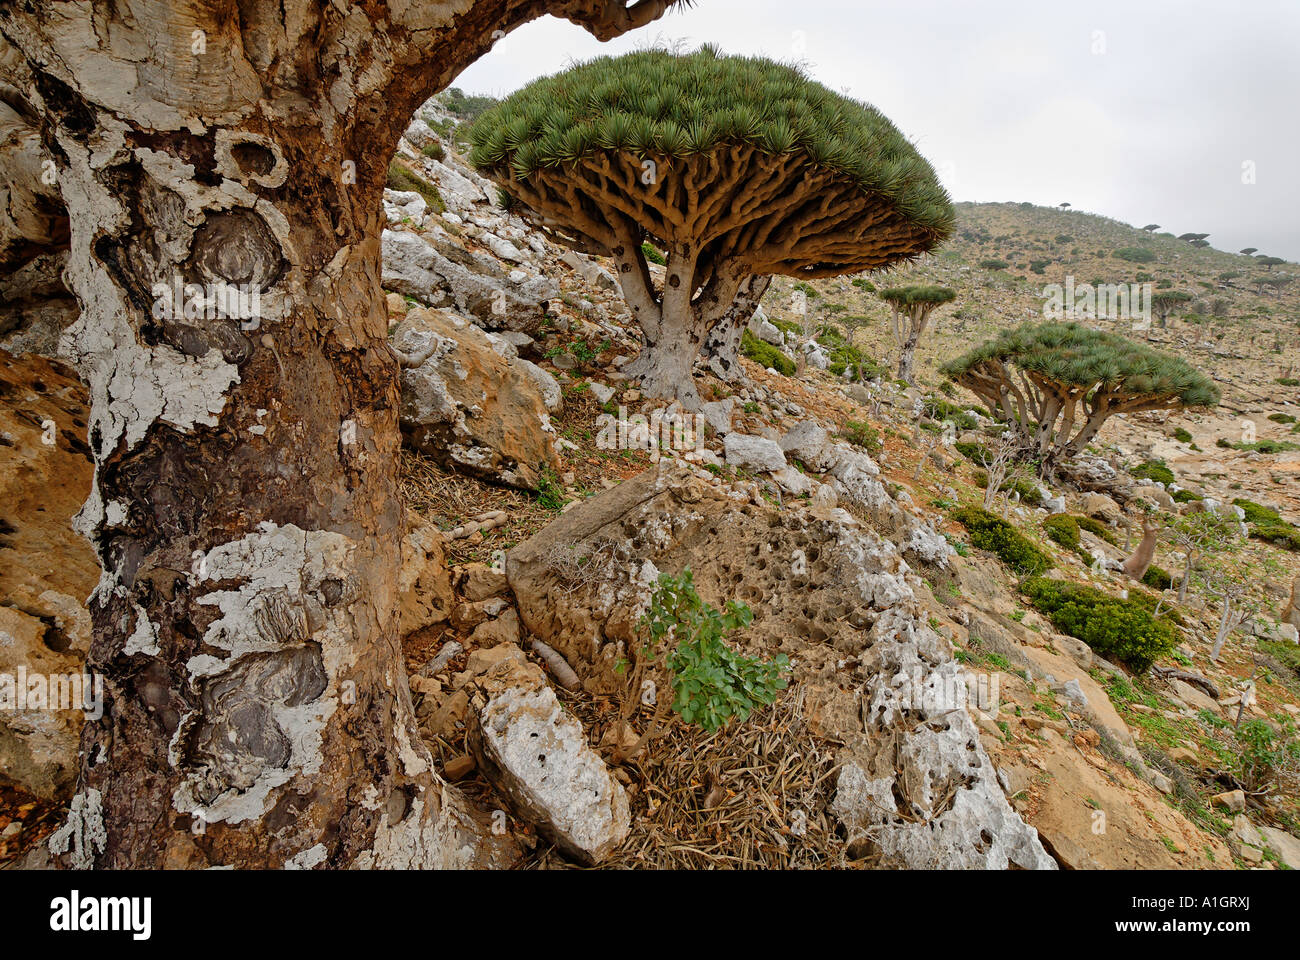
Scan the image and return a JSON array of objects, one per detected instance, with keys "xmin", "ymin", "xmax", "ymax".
[{"xmin": 3, "ymin": 0, "xmax": 676, "ymax": 869}]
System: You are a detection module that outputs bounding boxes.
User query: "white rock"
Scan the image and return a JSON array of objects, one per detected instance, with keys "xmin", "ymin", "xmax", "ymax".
[{"xmin": 724, "ymin": 433, "xmax": 787, "ymax": 473}]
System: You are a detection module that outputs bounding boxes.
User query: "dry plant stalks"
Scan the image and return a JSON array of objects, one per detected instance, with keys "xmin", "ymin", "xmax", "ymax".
[
  {"xmin": 538, "ymin": 536, "xmax": 622, "ymax": 595},
  {"xmin": 447, "ymin": 510, "xmax": 508, "ymax": 540}
]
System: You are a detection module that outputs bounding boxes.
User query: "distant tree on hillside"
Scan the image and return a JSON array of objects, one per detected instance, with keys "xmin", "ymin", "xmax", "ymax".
[
  {"xmin": 1152, "ymin": 291, "xmax": 1193, "ymax": 327},
  {"xmin": 1240, "ymin": 247, "xmax": 1258, "ymax": 256},
  {"xmin": 941, "ymin": 322, "xmax": 1219, "ymax": 474},
  {"xmin": 1059, "ymin": 202, "xmax": 1071, "ymax": 209},
  {"xmin": 1257, "ymin": 256, "xmax": 1285, "ymax": 271},
  {"xmin": 469, "ymin": 47, "xmax": 954, "ymax": 407},
  {"xmin": 1190, "ymin": 239, "xmax": 1210, "ymax": 248},
  {"xmin": 1178, "ymin": 232, "xmax": 1210, "ymax": 242},
  {"xmin": 1142, "ymin": 224, "xmax": 1161, "ymax": 232},
  {"xmin": 1114, "ymin": 246, "xmax": 1156, "ymax": 263},
  {"xmin": 879, "ymin": 285, "xmax": 956, "ymax": 384}
]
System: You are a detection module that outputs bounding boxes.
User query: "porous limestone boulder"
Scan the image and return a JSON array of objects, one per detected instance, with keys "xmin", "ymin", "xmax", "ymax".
[{"xmin": 399, "ymin": 521, "xmax": 455, "ymax": 637}]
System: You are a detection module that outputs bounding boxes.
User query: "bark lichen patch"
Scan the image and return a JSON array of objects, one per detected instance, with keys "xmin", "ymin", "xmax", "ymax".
[
  {"xmin": 47, "ymin": 787, "xmax": 108, "ymax": 868},
  {"xmin": 170, "ymin": 523, "xmax": 357, "ymax": 825}
]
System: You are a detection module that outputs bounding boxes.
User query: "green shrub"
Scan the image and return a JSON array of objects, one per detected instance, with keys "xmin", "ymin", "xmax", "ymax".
[
  {"xmin": 740, "ymin": 329, "xmax": 795, "ymax": 375},
  {"xmin": 1114, "ymin": 247, "xmax": 1157, "ymax": 263},
  {"xmin": 420, "ymin": 141, "xmax": 446, "ymax": 161},
  {"xmin": 386, "ymin": 160, "xmax": 446, "ymax": 213},
  {"xmin": 1277, "ymin": 378, "xmax": 1300, "ymax": 387},
  {"xmin": 1072, "ymin": 514, "xmax": 1117, "ymax": 544},
  {"xmin": 1173, "ymin": 427, "xmax": 1193, "ymax": 443},
  {"xmin": 1250, "ymin": 523, "xmax": 1300, "ymax": 551},
  {"xmin": 1232, "ymin": 718, "xmax": 1300, "ymax": 793},
  {"xmin": 953, "ymin": 507, "xmax": 1053, "ymax": 575},
  {"xmin": 637, "ymin": 570, "xmax": 789, "ymax": 733},
  {"xmin": 1141, "ymin": 564, "xmax": 1175, "ymax": 590},
  {"xmin": 838, "ymin": 419, "xmax": 881, "ymax": 453},
  {"xmin": 978, "ymin": 258, "xmax": 1009, "ymax": 270},
  {"xmin": 1130, "ymin": 459, "xmax": 1175, "ymax": 485},
  {"xmin": 924, "ymin": 397, "xmax": 978, "ymax": 430},
  {"xmin": 1267, "ymin": 413, "xmax": 1297, "ymax": 424},
  {"xmin": 640, "ymin": 241, "xmax": 667, "ymax": 265},
  {"xmin": 1172, "ymin": 489, "xmax": 1202, "ymax": 503},
  {"xmin": 1042, "ymin": 514, "xmax": 1081, "ymax": 549},
  {"xmin": 955, "ymin": 440, "xmax": 992, "ymax": 464},
  {"xmin": 850, "ymin": 277, "xmax": 876, "ymax": 292},
  {"xmin": 1021, "ymin": 576, "xmax": 1180, "ymax": 672},
  {"xmin": 1233, "ymin": 498, "xmax": 1282, "ymax": 525}
]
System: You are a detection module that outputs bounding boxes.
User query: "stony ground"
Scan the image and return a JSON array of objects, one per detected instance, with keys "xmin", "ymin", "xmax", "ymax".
[{"xmin": 2, "ymin": 94, "xmax": 1298, "ymax": 870}]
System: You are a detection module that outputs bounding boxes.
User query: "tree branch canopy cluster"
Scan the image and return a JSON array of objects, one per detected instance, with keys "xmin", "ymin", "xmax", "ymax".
[
  {"xmin": 942, "ymin": 322, "xmax": 1220, "ymax": 467},
  {"xmin": 469, "ymin": 46, "xmax": 953, "ymax": 405}
]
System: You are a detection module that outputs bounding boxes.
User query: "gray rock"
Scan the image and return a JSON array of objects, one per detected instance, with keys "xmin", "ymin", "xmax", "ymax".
[
  {"xmin": 724, "ymin": 433, "xmax": 787, "ymax": 473},
  {"xmin": 469, "ymin": 658, "xmax": 629, "ymax": 865},
  {"xmin": 513, "ymin": 358, "xmax": 562, "ymax": 413},
  {"xmin": 698, "ymin": 398, "xmax": 736, "ymax": 436},
  {"xmin": 381, "ymin": 229, "xmax": 553, "ymax": 333},
  {"xmin": 780, "ymin": 420, "xmax": 836, "ymax": 472},
  {"xmin": 588, "ymin": 381, "xmax": 616, "ymax": 406},
  {"xmin": 1259, "ymin": 826, "xmax": 1300, "ymax": 869}
]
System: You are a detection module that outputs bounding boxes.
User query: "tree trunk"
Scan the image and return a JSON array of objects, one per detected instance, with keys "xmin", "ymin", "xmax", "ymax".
[
  {"xmin": 897, "ymin": 328, "xmax": 920, "ymax": 384},
  {"xmin": 5, "ymin": 0, "xmax": 674, "ymax": 870},
  {"xmin": 703, "ymin": 274, "xmax": 769, "ymax": 382},
  {"xmin": 1210, "ymin": 598, "xmax": 1233, "ymax": 661},
  {"xmin": 1178, "ymin": 558, "xmax": 1194, "ymax": 603},
  {"xmin": 1282, "ymin": 575, "xmax": 1300, "ymax": 632}
]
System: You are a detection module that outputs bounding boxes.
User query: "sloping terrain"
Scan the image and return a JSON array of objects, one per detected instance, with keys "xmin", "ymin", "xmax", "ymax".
[{"xmin": 2, "ymin": 92, "xmax": 1297, "ymax": 870}]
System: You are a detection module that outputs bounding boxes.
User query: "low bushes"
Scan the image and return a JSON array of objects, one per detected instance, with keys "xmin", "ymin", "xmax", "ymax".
[
  {"xmin": 740, "ymin": 330, "xmax": 795, "ymax": 375},
  {"xmin": 953, "ymin": 507, "xmax": 1053, "ymax": 575},
  {"xmin": 1021, "ymin": 576, "xmax": 1180, "ymax": 672}
]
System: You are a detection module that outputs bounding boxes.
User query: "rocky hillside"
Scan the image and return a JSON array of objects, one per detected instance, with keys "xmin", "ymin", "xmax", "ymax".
[{"xmin": 2, "ymin": 92, "xmax": 1298, "ymax": 871}]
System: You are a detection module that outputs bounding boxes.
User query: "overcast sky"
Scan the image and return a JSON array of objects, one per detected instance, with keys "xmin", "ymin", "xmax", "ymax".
[{"xmin": 452, "ymin": 0, "xmax": 1300, "ymax": 262}]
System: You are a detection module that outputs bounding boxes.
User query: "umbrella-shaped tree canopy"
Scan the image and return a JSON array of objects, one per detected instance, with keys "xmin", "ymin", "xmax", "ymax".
[{"xmin": 469, "ymin": 46, "xmax": 953, "ymax": 406}]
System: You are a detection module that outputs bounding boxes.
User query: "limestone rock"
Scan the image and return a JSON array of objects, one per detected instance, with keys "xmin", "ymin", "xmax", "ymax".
[
  {"xmin": 396, "ymin": 307, "xmax": 559, "ymax": 490},
  {"xmin": 381, "ymin": 229, "xmax": 554, "ymax": 334},
  {"xmin": 723, "ymin": 433, "xmax": 786, "ymax": 473},
  {"xmin": 780, "ymin": 420, "xmax": 836, "ymax": 472},
  {"xmin": 468, "ymin": 657, "xmax": 629, "ymax": 865}
]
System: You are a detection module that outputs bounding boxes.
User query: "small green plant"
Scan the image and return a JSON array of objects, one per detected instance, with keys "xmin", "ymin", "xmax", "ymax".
[
  {"xmin": 1130, "ymin": 459, "xmax": 1175, "ymax": 485},
  {"xmin": 534, "ymin": 468, "xmax": 567, "ymax": 512},
  {"xmin": 838, "ymin": 419, "xmax": 881, "ymax": 453},
  {"xmin": 1173, "ymin": 427, "xmax": 1193, "ymax": 443},
  {"xmin": 634, "ymin": 570, "xmax": 789, "ymax": 734},
  {"xmin": 740, "ymin": 329, "xmax": 795, "ymax": 376},
  {"xmin": 953, "ymin": 506, "xmax": 1053, "ymax": 575},
  {"xmin": 1042, "ymin": 514, "xmax": 1081, "ymax": 550},
  {"xmin": 640, "ymin": 241, "xmax": 667, "ymax": 265},
  {"xmin": 386, "ymin": 160, "xmax": 446, "ymax": 213},
  {"xmin": 1140, "ymin": 564, "xmax": 1175, "ymax": 590},
  {"xmin": 420, "ymin": 141, "xmax": 446, "ymax": 161}
]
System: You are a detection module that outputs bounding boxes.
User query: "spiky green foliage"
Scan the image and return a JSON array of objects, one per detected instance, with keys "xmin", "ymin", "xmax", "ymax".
[
  {"xmin": 469, "ymin": 47, "xmax": 953, "ymax": 406},
  {"xmin": 878, "ymin": 285, "xmax": 957, "ymax": 308},
  {"xmin": 469, "ymin": 47, "xmax": 953, "ymax": 241},
  {"xmin": 941, "ymin": 322, "xmax": 1218, "ymax": 470}
]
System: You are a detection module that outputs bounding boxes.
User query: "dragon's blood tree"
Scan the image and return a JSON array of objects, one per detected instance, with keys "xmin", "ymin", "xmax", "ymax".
[
  {"xmin": 469, "ymin": 46, "xmax": 953, "ymax": 407},
  {"xmin": 941, "ymin": 322, "xmax": 1219, "ymax": 474},
  {"xmin": 878, "ymin": 284, "xmax": 955, "ymax": 384}
]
